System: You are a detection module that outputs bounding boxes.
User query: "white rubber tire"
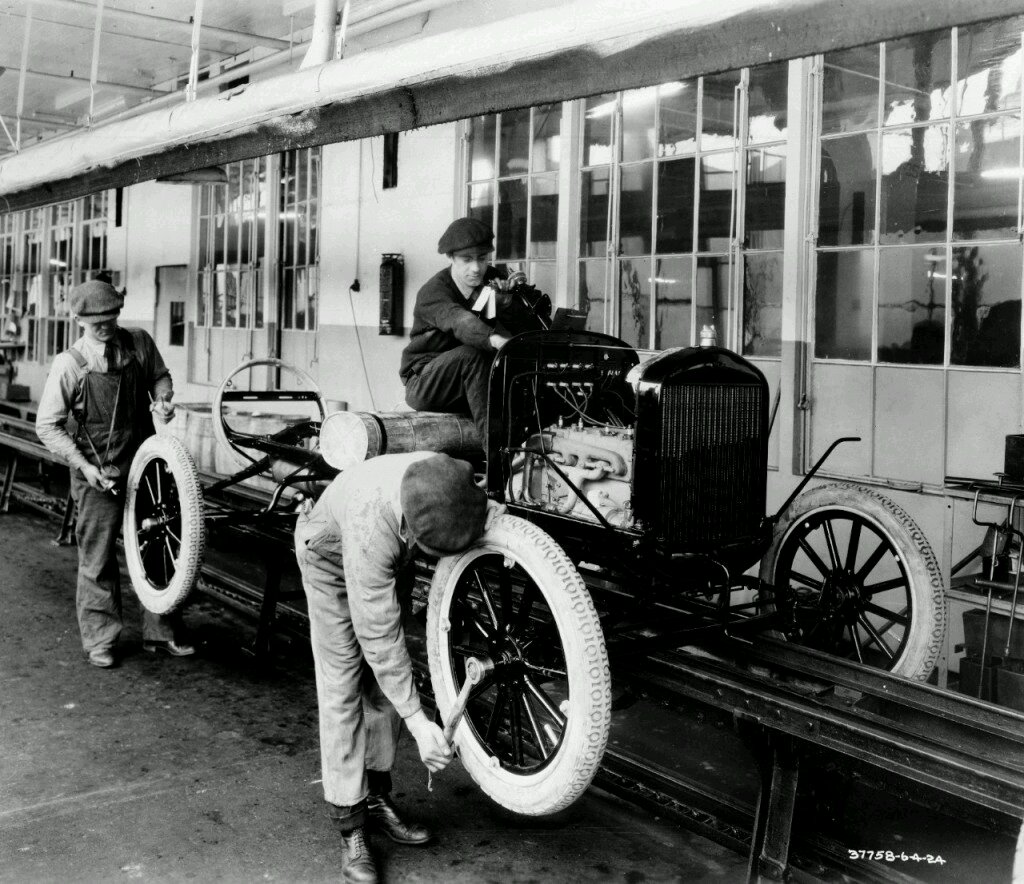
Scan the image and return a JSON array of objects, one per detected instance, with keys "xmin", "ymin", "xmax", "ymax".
[
  {"xmin": 427, "ymin": 514, "xmax": 611, "ymax": 816},
  {"xmin": 123, "ymin": 435, "xmax": 206, "ymax": 614},
  {"xmin": 760, "ymin": 482, "xmax": 945, "ymax": 680},
  {"xmin": 1013, "ymin": 817, "xmax": 1024, "ymax": 884}
]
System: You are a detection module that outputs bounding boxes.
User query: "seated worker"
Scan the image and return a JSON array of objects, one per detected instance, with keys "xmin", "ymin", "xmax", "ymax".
[
  {"xmin": 295, "ymin": 452, "xmax": 500, "ymax": 883},
  {"xmin": 399, "ymin": 217, "xmax": 541, "ymax": 446}
]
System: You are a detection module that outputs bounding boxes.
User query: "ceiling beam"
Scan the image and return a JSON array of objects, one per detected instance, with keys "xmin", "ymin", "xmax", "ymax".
[
  {"xmin": 15, "ymin": 0, "xmax": 294, "ymax": 51},
  {"xmin": 0, "ymin": 65, "xmax": 166, "ymax": 98},
  {"xmin": 0, "ymin": 111, "xmax": 79, "ymax": 130}
]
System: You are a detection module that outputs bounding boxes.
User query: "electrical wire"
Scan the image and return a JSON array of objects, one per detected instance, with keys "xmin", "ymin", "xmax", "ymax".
[{"xmin": 348, "ymin": 283, "xmax": 377, "ymax": 411}]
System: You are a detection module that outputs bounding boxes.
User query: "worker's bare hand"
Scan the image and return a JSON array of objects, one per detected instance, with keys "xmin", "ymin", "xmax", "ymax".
[
  {"xmin": 150, "ymin": 397, "xmax": 175, "ymax": 424},
  {"xmin": 407, "ymin": 714, "xmax": 453, "ymax": 773},
  {"xmin": 81, "ymin": 463, "xmax": 109, "ymax": 491},
  {"xmin": 484, "ymin": 499, "xmax": 507, "ymax": 532}
]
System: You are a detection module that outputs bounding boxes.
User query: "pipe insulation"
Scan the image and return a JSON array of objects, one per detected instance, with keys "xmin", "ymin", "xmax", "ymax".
[{"xmin": 2, "ymin": 0, "xmax": 1024, "ymax": 209}]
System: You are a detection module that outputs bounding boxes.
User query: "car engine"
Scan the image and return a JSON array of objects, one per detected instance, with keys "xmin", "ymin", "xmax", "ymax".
[{"xmin": 511, "ymin": 422, "xmax": 637, "ymax": 529}]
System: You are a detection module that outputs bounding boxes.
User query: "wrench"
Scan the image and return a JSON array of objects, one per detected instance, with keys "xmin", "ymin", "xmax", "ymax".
[{"xmin": 442, "ymin": 656, "xmax": 494, "ymax": 745}]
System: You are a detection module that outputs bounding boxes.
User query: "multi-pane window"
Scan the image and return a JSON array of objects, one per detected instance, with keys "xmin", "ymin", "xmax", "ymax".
[
  {"xmin": 197, "ymin": 158, "xmax": 267, "ymax": 329},
  {"xmin": 465, "ymin": 104, "xmax": 562, "ymax": 297},
  {"xmin": 578, "ymin": 65, "xmax": 788, "ymax": 354},
  {"xmin": 815, "ymin": 18, "xmax": 1024, "ymax": 367},
  {"xmin": 279, "ymin": 147, "xmax": 320, "ymax": 331},
  {"xmin": 0, "ymin": 196, "xmax": 117, "ymax": 361}
]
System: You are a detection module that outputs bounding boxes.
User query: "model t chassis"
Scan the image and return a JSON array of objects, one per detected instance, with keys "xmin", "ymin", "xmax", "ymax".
[{"xmin": 121, "ymin": 328, "xmax": 951, "ymax": 822}]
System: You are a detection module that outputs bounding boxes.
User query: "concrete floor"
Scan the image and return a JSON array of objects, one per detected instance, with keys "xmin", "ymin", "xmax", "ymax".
[{"xmin": 0, "ymin": 507, "xmax": 749, "ymax": 884}]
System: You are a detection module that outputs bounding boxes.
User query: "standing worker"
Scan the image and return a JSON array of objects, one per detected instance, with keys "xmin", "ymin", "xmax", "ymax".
[
  {"xmin": 295, "ymin": 451, "xmax": 495, "ymax": 884},
  {"xmin": 399, "ymin": 217, "xmax": 541, "ymax": 445},
  {"xmin": 35, "ymin": 279, "xmax": 193, "ymax": 669}
]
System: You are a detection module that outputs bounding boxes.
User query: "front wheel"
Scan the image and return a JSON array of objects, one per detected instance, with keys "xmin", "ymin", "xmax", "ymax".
[
  {"xmin": 426, "ymin": 514, "xmax": 611, "ymax": 816},
  {"xmin": 759, "ymin": 483, "xmax": 945, "ymax": 680},
  {"xmin": 123, "ymin": 435, "xmax": 206, "ymax": 614}
]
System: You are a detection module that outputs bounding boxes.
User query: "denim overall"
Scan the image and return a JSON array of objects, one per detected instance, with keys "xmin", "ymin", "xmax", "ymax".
[{"xmin": 66, "ymin": 329, "xmax": 175, "ymax": 653}]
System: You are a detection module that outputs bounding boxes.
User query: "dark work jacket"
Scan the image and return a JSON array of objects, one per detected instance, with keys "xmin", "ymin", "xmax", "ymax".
[{"xmin": 399, "ymin": 267, "xmax": 535, "ymax": 382}]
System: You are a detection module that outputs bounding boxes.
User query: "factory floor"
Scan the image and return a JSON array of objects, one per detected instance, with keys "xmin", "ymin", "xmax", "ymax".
[
  {"xmin": 1, "ymin": 505, "xmax": 1019, "ymax": 884},
  {"xmin": 0, "ymin": 508, "xmax": 746, "ymax": 884}
]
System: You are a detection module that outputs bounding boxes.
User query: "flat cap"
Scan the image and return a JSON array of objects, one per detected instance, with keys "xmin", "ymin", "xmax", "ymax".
[
  {"xmin": 438, "ymin": 217, "xmax": 494, "ymax": 255},
  {"xmin": 400, "ymin": 453, "xmax": 487, "ymax": 554},
  {"xmin": 70, "ymin": 280, "xmax": 123, "ymax": 321}
]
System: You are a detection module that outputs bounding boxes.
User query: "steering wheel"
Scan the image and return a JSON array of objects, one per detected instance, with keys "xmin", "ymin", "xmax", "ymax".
[{"xmin": 211, "ymin": 358, "xmax": 328, "ymax": 472}]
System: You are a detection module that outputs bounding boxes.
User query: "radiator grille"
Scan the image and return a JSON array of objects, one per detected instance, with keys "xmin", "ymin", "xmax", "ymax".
[{"xmin": 657, "ymin": 382, "xmax": 764, "ymax": 548}]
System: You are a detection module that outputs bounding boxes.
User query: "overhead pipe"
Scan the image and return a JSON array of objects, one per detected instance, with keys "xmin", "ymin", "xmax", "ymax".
[{"xmin": 301, "ymin": 0, "xmax": 338, "ymax": 69}]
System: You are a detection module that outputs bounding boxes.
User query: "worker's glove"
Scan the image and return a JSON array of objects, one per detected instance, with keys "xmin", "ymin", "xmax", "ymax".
[{"xmin": 483, "ymin": 500, "xmax": 507, "ymax": 532}]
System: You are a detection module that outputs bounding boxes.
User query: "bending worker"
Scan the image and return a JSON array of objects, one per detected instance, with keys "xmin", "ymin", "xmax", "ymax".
[
  {"xmin": 36, "ymin": 279, "xmax": 192, "ymax": 669},
  {"xmin": 399, "ymin": 217, "xmax": 538, "ymax": 444},
  {"xmin": 295, "ymin": 451, "xmax": 495, "ymax": 884}
]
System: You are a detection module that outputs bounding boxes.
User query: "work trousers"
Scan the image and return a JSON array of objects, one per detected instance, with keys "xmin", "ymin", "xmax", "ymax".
[
  {"xmin": 70, "ymin": 470, "xmax": 178, "ymax": 653},
  {"xmin": 404, "ymin": 344, "xmax": 491, "ymax": 446},
  {"xmin": 295, "ymin": 510, "xmax": 403, "ymax": 822}
]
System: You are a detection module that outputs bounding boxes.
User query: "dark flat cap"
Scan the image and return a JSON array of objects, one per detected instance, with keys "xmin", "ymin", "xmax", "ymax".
[
  {"xmin": 70, "ymin": 280, "xmax": 123, "ymax": 321},
  {"xmin": 438, "ymin": 217, "xmax": 494, "ymax": 254},
  {"xmin": 400, "ymin": 454, "xmax": 487, "ymax": 554}
]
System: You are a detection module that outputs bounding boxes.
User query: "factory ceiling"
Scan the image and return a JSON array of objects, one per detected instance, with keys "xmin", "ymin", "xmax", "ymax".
[{"xmin": 3, "ymin": 0, "xmax": 1024, "ymax": 212}]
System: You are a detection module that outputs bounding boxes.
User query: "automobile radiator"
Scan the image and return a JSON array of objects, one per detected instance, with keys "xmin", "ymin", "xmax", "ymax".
[{"xmin": 658, "ymin": 381, "xmax": 765, "ymax": 549}]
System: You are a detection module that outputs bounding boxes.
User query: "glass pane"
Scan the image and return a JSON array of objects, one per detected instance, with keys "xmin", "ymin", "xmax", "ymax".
[
  {"xmin": 654, "ymin": 255, "xmax": 692, "ymax": 349},
  {"xmin": 701, "ymin": 71, "xmax": 740, "ymax": 151},
  {"xmin": 957, "ymin": 16, "xmax": 1024, "ymax": 116},
  {"xmin": 578, "ymin": 259, "xmax": 607, "ymax": 334},
  {"xmin": 532, "ymin": 103, "xmax": 561, "ymax": 173},
  {"xmin": 282, "ymin": 268, "xmax": 294, "ymax": 330},
  {"xmin": 619, "ymin": 257, "xmax": 652, "ymax": 348},
  {"xmin": 743, "ymin": 252, "xmax": 783, "ymax": 357},
  {"xmin": 697, "ymin": 153, "xmax": 734, "ymax": 252},
  {"xmin": 815, "ymin": 249, "xmax": 873, "ymax": 360},
  {"xmin": 621, "ymin": 85, "xmax": 657, "ymax": 163},
  {"xmin": 224, "ymin": 270, "xmax": 238, "ymax": 328},
  {"xmin": 746, "ymin": 146, "xmax": 787, "ymax": 249},
  {"xmin": 748, "ymin": 62, "xmax": 789, "ymax": 144},
  {"xmin": 307, "ymin": 268, "xmax": 317, "ymax": 331},
  {"xmin": 497, "ymin": 178, "xmax": 528, "ymax": 260},
  {"xmin": 953, "ymin": 114, "xmax": 1021, "ymax": 240},
  {"xmin": 879, "ymin": 125, "xmax": 950, "ymax": 244},
  {"xmin": 469, "ymin": 115, "xmax": 497, "ymax": 180},
  {"xmin": 281, "ymin": 217, "xmax": 295, "ymax": 268},
  {"xmin": 225, "ymin": 201, "xmax": 240, "ymax": 266},
  {"xmin": 822, "ymin": 44, "xmax": 880, "ymax": 134},
  {"xmin": 877, "ymin": 245, "xmax": 945, "ymax": 364},
  {"xmin": 296, "ymin": 213, "xmax": 309, "ymax": 268},
  {"xmin": 238, "ymin": 270, "xmax": 251, "ymax": 329},
  {"xmin": 212, "ymin": 270, "xmax": 225, "ymax": 327},
  {"xmin": 884, "ymin": 30, "xmax": 953, "ymax": 125},
  {"xmin": 295, "ymin": 268, "xmax": 308, "ymax": 330},
  {"xmin": 819, "ymin": 134, "xmax": 878, "ymax": 246},
  {"xmin": 695, "ymin": 255, "xmax": 732, "ymax": 338},
  {"xmin": 619, "ymin": 164, "xmax": 653, "ymax": 256},
  {"xmin": 200, "ymin": 185, "xmax": 210, "ymax": 217},
  {"xmin": 580, "ymin": 167, "xmax": 611, "ymax": 258},
  {"xmin": 528, "ymin": 261, "xmax": 556, "ymax": 300},
  {"xmin": 530, "ymin": 174, "xmax": 558, "ymax": 259},
  {"xmin": 468, "ymin": 182, "xmax": 494, "ymax": 229},
  {"xmin": 658, "ymin": 80, "xmax": 697, "ymax": 157},
  {"xmin": 656, "ymin": 157, "xmax": 695, "ymax": 254},
  {"xmin": 255, "ymin": 268, "xmax": 264, "ymax": 329},
  {"xmin": 951, "ymin": 242, "xmax": 1021, "ymax": 367},
  {"xmin": 583, "ymin": 94, "xmax": 615, "ymax": 166},
  {"xmin": 198, "ymin": 217, "xmax": 209, "ymax": 266},
  {"xmin": 499, "ymin": 108, "xmax": 531, "ymax": 177}
]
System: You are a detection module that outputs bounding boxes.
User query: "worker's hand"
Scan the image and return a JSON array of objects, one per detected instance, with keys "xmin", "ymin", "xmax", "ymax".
[
  {"xmin": 488, "ymin": 332, "xmax": 510, "ymax": 351},
  {"xmin": 406, "ymin": 711, "xmax": 453, "ymax": 773},
  {"xmin": 484, "ymin": 499, "xmax": 507, "ymax": 532},
  {"xmin": 150, "ymin": 396, "xmax": 175, "ymax": 424},
  {"xmin": 80, "ymin": 463, "xmax": 110, "ymax": 491}
]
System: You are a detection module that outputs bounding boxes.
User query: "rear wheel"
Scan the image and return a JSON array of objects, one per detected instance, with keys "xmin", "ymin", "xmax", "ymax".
[
  {"xmin": 123, "ymin": 435, "xmax": 206, "ymax": 614},
  {"xmin": 759, "ymin": 483, "xmax": 945, "ymax": 680},
  {"xmin": 426, "ymin": 514, "xmax": 611, "ymax": 816}
]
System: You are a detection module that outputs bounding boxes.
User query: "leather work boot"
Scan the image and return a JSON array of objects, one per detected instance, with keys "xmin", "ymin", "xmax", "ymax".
[
  {"xmin": 367, "ymin": 794, "xmax": 433, "ymax": 845},
  {"xmin": 341, "ymin": 826, "xmax": 377, "ymax": 884},
  {"xmin": 143, "ymin": 640, "xmax": 196, "ymax": 657},
  {"xmin": 87, "ymin": 648, "xmax": 116, "ymax": 668}
]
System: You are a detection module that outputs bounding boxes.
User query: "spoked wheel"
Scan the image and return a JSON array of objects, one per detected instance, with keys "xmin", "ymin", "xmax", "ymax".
[
  {"xmin": 760, "ymin": 483, "xmax": 945, "ymax": 680},
  {"xmin": 123, "ymin": 435, "xmax": 206, "ymax": 614},
  {"xmin": 427, "ymin": 514, "xmax": 611, "ymax": 816}
]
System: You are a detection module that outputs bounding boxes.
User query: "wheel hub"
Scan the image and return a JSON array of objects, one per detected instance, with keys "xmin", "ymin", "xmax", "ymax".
[{"xmin": 822, "ymin": 568, "xmax": 864, "ymax": 623}]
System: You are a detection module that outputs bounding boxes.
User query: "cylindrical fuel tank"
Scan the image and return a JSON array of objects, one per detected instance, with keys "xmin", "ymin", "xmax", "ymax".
[{"xmin": 319, "ymin": 411, "xmax": 481, "ymax": 471}]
